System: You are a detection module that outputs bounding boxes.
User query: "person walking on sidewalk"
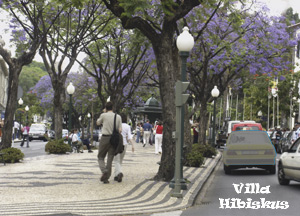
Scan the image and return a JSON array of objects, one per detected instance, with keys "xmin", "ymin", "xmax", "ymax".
[
  {"xmin": 135, "ymin": 123, "xmax": 141, "ymax": 143},
  {"xmin": 143, "ymin": 119, "xmax": 152, "ymax": 147},
  {"xmin": 96, "ymin": 101, "xmax": 122, "ymax": 184},
  {"xmin": 114, "ymin": 113, "xmax": 134, "ymax": 182},
  {"xmin": 20, "ymin": 123, "xmax": 30, "ymax": 148},
  {"xmin": 154, "ymin": 121, "xmax": 163, "ymax": 155}
]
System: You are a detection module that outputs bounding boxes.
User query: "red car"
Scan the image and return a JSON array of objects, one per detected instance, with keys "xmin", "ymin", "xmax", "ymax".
[{"xmin": 232, "ymin": 123, "xmax": 263, "ymax": 132}]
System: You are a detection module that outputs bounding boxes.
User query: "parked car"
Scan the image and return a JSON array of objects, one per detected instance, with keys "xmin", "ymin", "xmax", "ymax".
[
  {"xmin": 279, "ymin": 131, "xmax": 296, "ymax": 154},
  {"xmin": 277, "ymin": 138, "xmax": 300, "ymax": 185},
  {"xmin": 29, "ymin": 123, "xmax": 48, "ymax": 142},
  {"xmin": 232, "ymin": 123, "xmax": 263, "ymax": 131},
  {"xmin": 223, "ymin": 130, "xmax": 276, "ymax": 175}
]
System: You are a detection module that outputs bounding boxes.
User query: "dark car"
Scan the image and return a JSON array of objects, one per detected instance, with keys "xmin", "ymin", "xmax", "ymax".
[{"xmin": 280, "ymin": 131, "xmax": 296, "ymax": 153}]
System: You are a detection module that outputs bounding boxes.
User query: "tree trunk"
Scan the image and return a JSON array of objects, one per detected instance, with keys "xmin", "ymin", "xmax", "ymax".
[
  {"xmin": 153, "ymin": 36, "xmax": 178, "ymax": 181},
  {"xmin": 1, "ymin": 65, "xmax": 22, "ymax": 149},
  {"xmin": 52, "ymin": 81, "xmax": 66, "ymax": 139}
]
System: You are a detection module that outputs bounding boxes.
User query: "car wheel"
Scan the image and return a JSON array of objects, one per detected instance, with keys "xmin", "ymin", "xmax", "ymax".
[
  {"xmin": 278, "ymin": 163, "xmax": 290, "ymax": 185},
  {"xmin": 224, "ymin": 164, "xmax": 231, "ymax": 174},
  {"xmin": 268, "ymin": 165, "xmax": 276, "ymax": 174}
]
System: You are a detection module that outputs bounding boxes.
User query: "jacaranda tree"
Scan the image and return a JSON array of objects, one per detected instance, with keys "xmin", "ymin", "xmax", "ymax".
[
  {"xmin": 186, "ymin": 3, "xmax": 298, "ymax": 144},
  {"xmin": 0, "ymin": 0, "xmax": 63, "ymax": 149}
]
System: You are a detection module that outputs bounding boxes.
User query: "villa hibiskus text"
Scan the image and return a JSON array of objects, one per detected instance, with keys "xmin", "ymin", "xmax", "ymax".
[{"xmin": 219, "ymin": 183, "xmax": 289, "ymax": 209}]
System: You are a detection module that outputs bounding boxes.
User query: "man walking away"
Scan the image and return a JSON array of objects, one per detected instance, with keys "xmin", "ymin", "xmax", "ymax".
[
  {"xmin": 143, "ymin": 119, "xmax": 152, "ymax": 147},
  {"xmin": 96, "ymin": 101, "xmax": 122, "ymax": 184}
]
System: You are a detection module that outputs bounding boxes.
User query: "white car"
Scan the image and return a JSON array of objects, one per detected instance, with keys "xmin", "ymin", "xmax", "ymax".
[{"xmin": 278, "ymin": 138, "xmax": 300, "ymax": 185}]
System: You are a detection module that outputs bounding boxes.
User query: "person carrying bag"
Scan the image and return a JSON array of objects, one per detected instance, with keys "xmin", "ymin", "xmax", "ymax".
[
  {"xmin": 96, "ymin": 101, "xmax": 122, "ymax": 184},
  {"xmin": 110, "ymin": 114, "xmax": 124, "ymax": 155}
]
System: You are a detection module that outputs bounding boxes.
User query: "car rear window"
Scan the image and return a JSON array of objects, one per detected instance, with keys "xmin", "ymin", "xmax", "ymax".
[
  {"xmin": 228, "ymin": 131, "xmax": 271, "ymax": 145},
  {"xmin": 235, "ymin": 126, "xmax": 259, "ymax": 131}
]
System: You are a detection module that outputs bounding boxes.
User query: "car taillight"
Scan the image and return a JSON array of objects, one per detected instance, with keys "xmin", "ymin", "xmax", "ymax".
[
  {"xmin": 264, "ymin": 149, "xmax": 274, "ymax": 155},
  {"xmin": 227, "ymin": 150, "xmax": 237, "ymax": 155}
]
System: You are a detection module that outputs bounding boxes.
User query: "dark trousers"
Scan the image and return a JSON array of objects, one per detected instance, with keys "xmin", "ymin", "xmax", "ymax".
[
  {"xmin": 82, "ymin": 139, "xmax": 91, "ymax": 150},
  {"xmin": 21, "ymin": 135, "xmax": 29, "ymax": 147}
]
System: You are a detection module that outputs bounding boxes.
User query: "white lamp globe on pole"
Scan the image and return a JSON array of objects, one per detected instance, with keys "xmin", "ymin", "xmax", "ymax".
[
  {"xmin": 176, "ymin": 26, "xmax": 194, "ymax": 52},
  {"xmin": 211, "ymin": 86, "xmax": 219, "ymax": 148},
  {"xmin": 171, "ymin": 26, "xmax": 194, "ymax": 197},
  {"xmin": 67, "ymin": 82, "xmax": 75, "ymax": 95},
  {"xmin": 67, "ymin": 82, "xmax": 75, "ymax": 141},
  {"xmin": 211, "ymin": 86, "xmax": 220, "ymax": 98},
  {"xmin": 18, "ymin": 98, "xmax": 23, "ymax": 106}
]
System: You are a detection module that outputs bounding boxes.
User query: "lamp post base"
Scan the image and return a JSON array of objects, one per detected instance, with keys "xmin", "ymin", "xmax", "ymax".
[{"xmin": 169, "ymin": 178, "xmax": 187, "ymax": 190}]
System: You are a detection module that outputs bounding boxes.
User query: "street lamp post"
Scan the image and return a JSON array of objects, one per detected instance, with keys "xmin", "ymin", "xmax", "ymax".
[
  {"xmin": 25, "ymin": 105, "xmax": 29, "ymax": 122},
  {"xmin": 87, "ymin": 113, "xmax": 91, "ymax": 138},
  {"xmin": 170, "ymin": 26, "xmax": 194, "ymax": 198},
  {"xmin": 18, "ymin": 98, "xmax": 23, "ymax": 139},
  {"xmin": 211, "ymin": 86, "xmax": 220, "ymax": 148},
  {"xmin": 67, "ymin": 82, "xmax": 75, "ymax": 145}
]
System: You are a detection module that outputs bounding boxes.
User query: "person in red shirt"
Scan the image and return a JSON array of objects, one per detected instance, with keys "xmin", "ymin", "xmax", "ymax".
[{"xmin": 154, "ymin": 121, "xmax": 163, "ymax": 154}]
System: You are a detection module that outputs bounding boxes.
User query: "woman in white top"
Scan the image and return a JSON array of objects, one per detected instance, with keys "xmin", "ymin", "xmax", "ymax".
[{"xmin": 114, "ymin": 113, "xmax": 134, "ymax": 182}]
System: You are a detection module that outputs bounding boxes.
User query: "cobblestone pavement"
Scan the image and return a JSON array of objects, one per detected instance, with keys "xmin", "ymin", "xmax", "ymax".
[{"xmin": 0, "ymin": 142, "xmax": 221, "ymax": 216}]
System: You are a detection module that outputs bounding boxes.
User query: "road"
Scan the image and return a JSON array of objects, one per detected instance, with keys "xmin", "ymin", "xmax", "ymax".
[
  {"xmin": 12, "ymin": 139, "xmax": 49, "ymax": 158},
  {"xmin": 182, "ymin": 153, "xmax": 300, "ymax": 216}
]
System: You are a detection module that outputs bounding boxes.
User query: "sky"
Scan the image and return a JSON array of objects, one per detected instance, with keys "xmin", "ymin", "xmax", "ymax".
[
  {"xmin": 0, "ymin": 0, "xmax": 300, "ymax": 71},
  {"xmin": 259, "ymin": 0, "xmax": 300, "ymax": 15}
]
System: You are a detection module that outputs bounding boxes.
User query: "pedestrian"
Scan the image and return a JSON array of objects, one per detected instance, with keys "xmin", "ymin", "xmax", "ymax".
[
  {"xmin": 81, "ymin": 130, "xmax": 93, "ymax": 153},
  {"xmin": 143, "ymin": 119, "xmax": 152, "ymax": 147},
  {"xmin": 140, "ymin": 123, "xmax": 144, "ymax": 143},
  {"xmin": 96, "ymin": 101, "xmax": 122, "ymax": 184},
  {"xmin": 13, "ymin": 120, "xmax": 19, "ymax": 140},
  {"xmin": 20, "ymin": 123, "xmax": 30, "ymax": 148},
  {"xmin": 114, "ymin": 113, "xmax": 134, "ymax": 182},
  {"xmin": 0, "ymin": 119, "xmax": 3, "ymax": 139},
  {"xmin": 135, "ymin": 123, "xmax": 141, "ymax": 143},
  {"xmin": 154, "ymin": 121, "xmax": 163, "ymax": 155},
  {"xmin": 192, "ymin": 121, "xmax": 199, "ymax": 144},
  {"xmin": 70, "ymin": 129, "xmax": 84, "ymax": 153}
]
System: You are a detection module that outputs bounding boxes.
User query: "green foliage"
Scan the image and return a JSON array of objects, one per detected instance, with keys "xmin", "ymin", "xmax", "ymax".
[
  {"xmin": 45, "ymin": 139, "xmax": 71, "ymax": 154},
  {"xmin": 185, "ymin": 144, "xmax": 217, "ymax": 167},
  {"xmin": 119, "ymin": 0, "xmax": 151, "ymax": 17},
  {"xmin": 0, "ymin": 148, "xmax": 24, "ymax": 163},
  {"xmin": 186, "ymin": 147, "xmax": 204, "ymax": 167},
  {"xmin": 20, "ymin": 61, "xmax": 48, "ymax": 93}
]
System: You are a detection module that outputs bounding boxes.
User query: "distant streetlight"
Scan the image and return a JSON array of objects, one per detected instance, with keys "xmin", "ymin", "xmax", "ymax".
[
  {"xmin": 258, "ymin": 110, "xmax": 262, "ymax": 117},
  {"xmin": 67, "ymin": 82, "xmax": 75, "ymax": 145},
  {"xmin": 18, "ymin": 98, "xmax": 24, "ymax": 139},
  {"xmin": 87, "ymin": 113, "xmax": 91, "ymax": 138},
  {"xmin": 25, "ymin": 105, "xmax": 29, "ymax": 122},
  {"xmin": 171, "ymin": 26, "xmax": 194, "ymax": 198},
  {"xmin": 211, "ymin": 86, "xmax": 220, "ymax": 148}
]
